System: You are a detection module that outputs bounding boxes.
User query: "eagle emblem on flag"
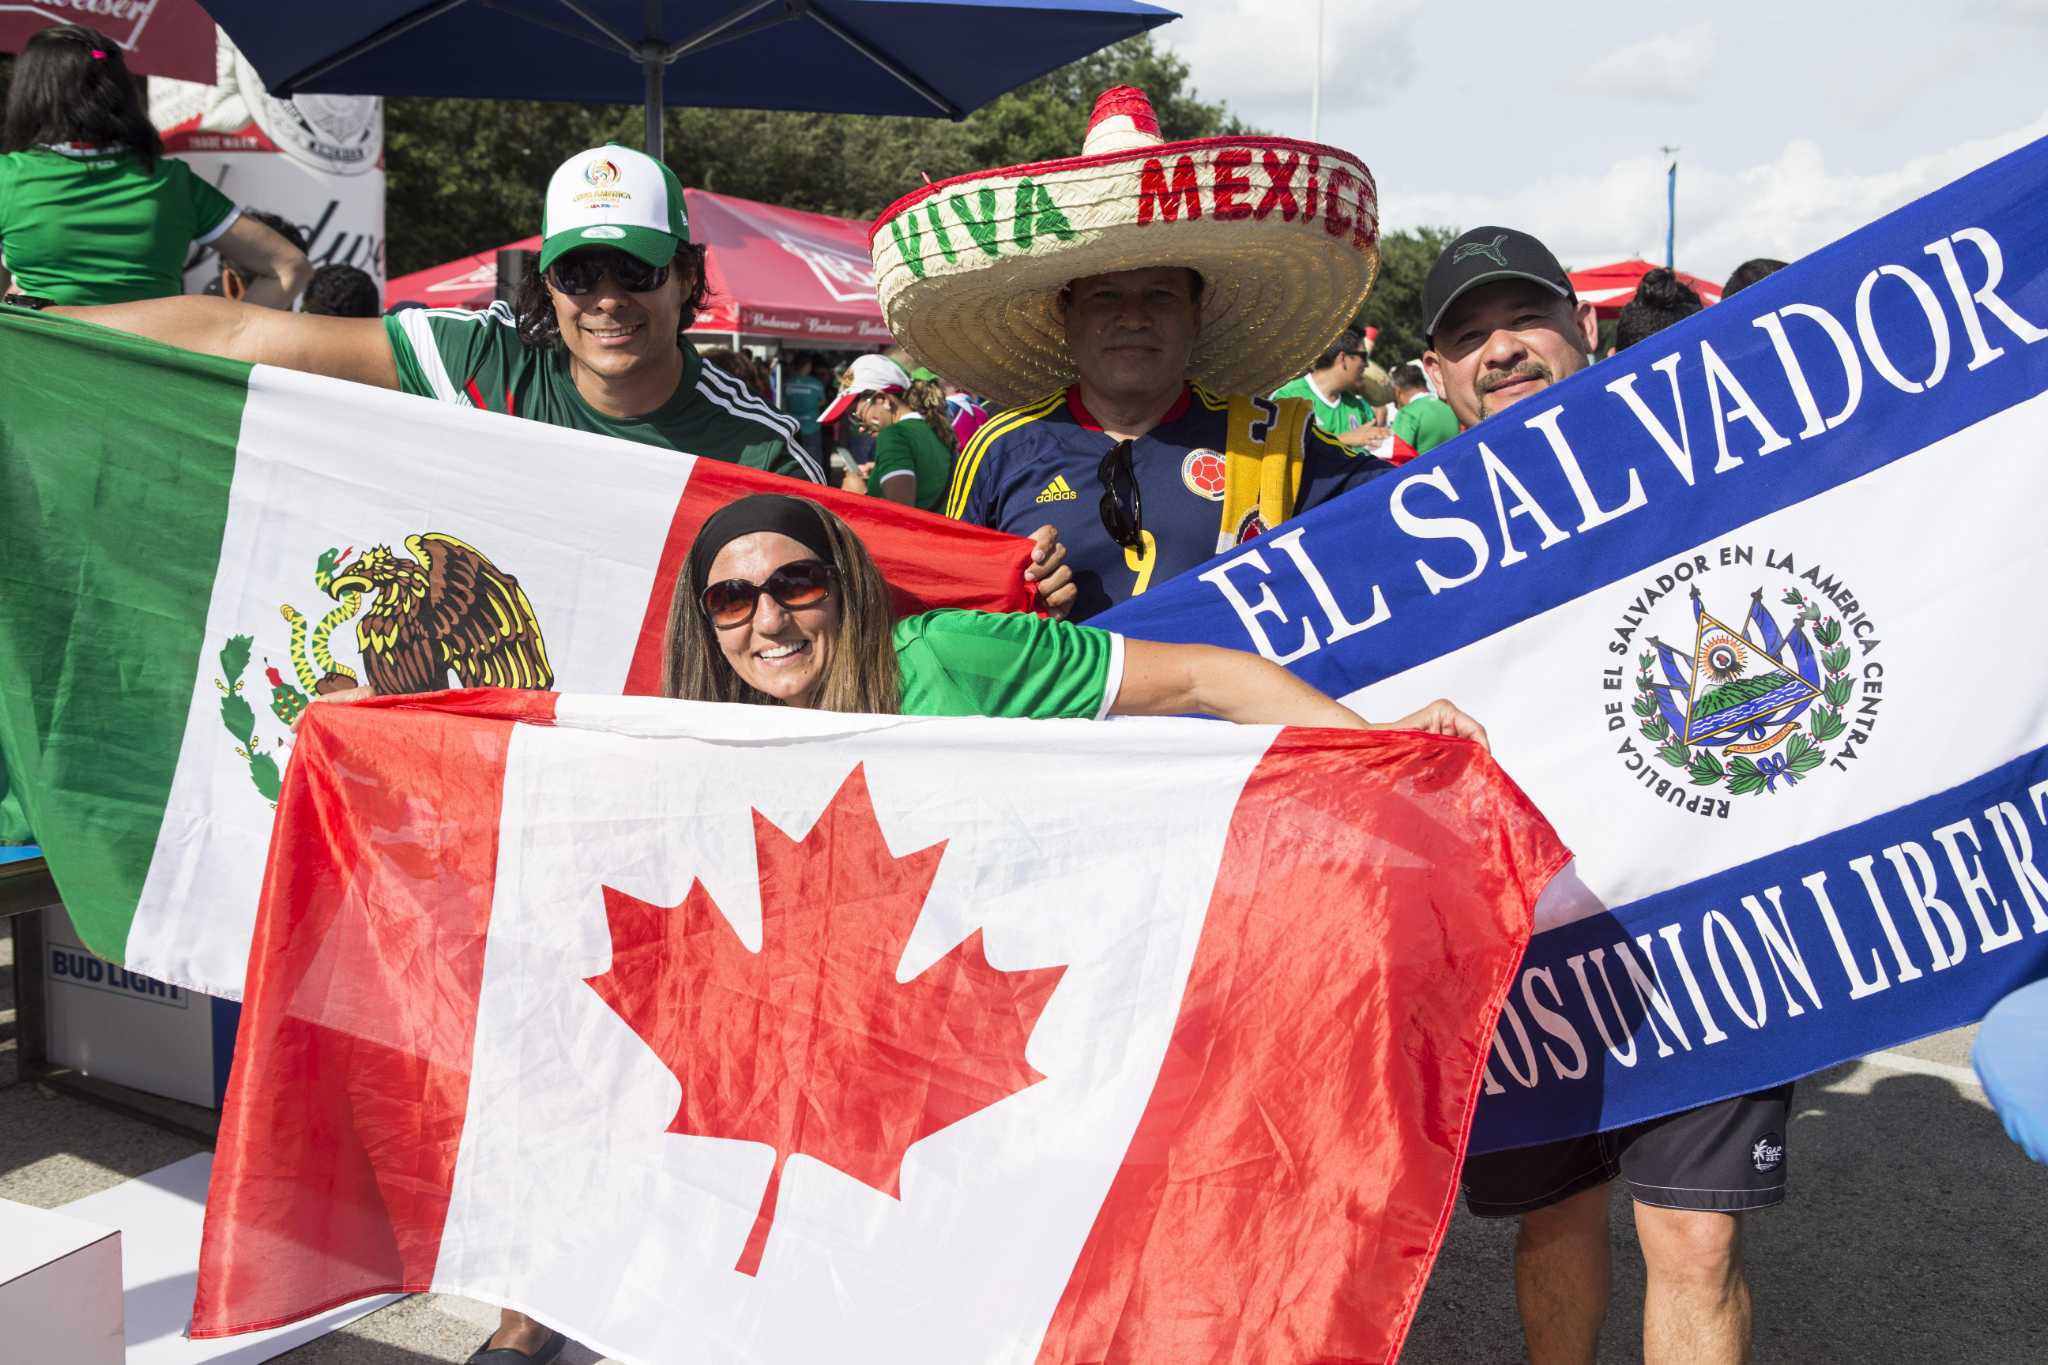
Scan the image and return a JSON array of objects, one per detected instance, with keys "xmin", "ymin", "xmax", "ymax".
[
  {"xmin": 214, "ymin": 533, "xmax": 553, "ymax": 802},
  {"xmin": 328, "ymin": 535, "xmax": 554, "ymax": 694}
]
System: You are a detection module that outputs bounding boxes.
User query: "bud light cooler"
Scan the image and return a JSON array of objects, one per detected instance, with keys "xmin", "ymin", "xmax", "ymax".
[{"xmin": 41, "ymin": 908, "xmax": 240, "ymax": 1109}]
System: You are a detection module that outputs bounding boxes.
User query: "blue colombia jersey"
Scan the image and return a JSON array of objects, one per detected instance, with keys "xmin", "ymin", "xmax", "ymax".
[{"xmin": 948, "ymin": 384, "xmax": 1389, "ymax": 621}]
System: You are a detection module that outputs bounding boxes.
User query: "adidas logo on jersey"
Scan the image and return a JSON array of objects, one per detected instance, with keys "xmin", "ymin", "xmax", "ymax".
[{"xmin": 1036, "ymin": 474, "xmax": 1080, "ymax": 503}]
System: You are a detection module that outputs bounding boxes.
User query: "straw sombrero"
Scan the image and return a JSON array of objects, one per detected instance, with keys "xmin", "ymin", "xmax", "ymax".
[{"xmin": 869, "ymin": 86, "xmax": 1380, "ymax": 411}]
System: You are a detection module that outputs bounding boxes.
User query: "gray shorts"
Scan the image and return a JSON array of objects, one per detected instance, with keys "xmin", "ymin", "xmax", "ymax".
[{"xmin": 1462, "ymin": 1083, "xmax": 1795, "ymax": 1216}]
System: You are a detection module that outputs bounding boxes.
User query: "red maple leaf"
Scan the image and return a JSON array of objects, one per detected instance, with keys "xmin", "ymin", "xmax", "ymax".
[{"xmin": 585, "ymin": 764, "xmax": 1065, "ymax": 1276}]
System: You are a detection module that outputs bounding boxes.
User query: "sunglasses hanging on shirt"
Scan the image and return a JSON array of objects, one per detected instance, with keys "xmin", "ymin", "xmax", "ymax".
[
  {"xmin": 1096, "ymin": 439, "xmax": 1144, "ymax": 550},
  {"xmin": 546, "ymin": 247, "xmax": 671, "ymax": 296}
]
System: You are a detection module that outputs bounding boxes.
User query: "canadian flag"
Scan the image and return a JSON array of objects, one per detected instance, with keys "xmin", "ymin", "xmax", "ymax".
[{"xmin": 193, "ymin": 690, "xmax": 1566, "ymax": 1363}]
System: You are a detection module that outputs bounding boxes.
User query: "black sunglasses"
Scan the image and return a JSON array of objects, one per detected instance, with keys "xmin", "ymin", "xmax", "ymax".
[
  {"xmin": 1097, "ymin": 439, "xmax": 1143, "ymax": 550},
  {"xmin": 546, "ymin": 247, "xmax": 671, "ymax": 296},
  {"xmin": 699, "ymin": 559, "xmax": 836, "ymax": 629}
]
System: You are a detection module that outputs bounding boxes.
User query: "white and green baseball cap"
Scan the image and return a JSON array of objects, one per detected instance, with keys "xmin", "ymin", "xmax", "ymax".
[{"xmin": 539, "ymin": 144, "xmax": 690, "ymax": 272}]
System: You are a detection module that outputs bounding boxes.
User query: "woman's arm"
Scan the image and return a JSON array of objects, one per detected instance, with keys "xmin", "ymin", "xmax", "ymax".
[
  {"xmin": 45, "ymin": 295, "xmax": 399, "ymax": 388},
  {"xmin": 213, "ymin": 214, "xmax": 314, "ymax": 310},
  {"xmin": 1112, "ymin": 639, "xmax": 1488, "ymax": 745},
  {"xmin": 874, "ymin": 470, "xmax": 918, "ymax": 506}
]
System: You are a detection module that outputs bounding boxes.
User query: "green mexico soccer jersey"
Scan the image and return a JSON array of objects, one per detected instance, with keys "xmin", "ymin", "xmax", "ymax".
[
  {"xmin": 894, "ymin": 609, "xmax": 1121, "ymax": 720},
  {"xmin": 1391, "ymin": 393, "xmax": 1461, "ymax": 461},
  {"xmin": 871, "ymin": 414, "xmax": 953, "ymax": 512},
  {"xmin": 0, "ymin": 145, "xmax": 238, "ymax": 305},
  {"xmin": 1272, "ymin": 374, "xmax": 1375, "ymax": 438},
  {"xmin": 383, "ymin": 304, "xmax": 824, "ymax": 482}
]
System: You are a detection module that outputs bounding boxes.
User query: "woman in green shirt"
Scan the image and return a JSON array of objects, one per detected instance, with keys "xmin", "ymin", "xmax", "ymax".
[
  {"xmin": 0, "ymin": 24, "xmax": 310, "ymax": 307},
  {"xmin": 665, "ymin": 493, "xmax": 1488, "ymax": 740}
]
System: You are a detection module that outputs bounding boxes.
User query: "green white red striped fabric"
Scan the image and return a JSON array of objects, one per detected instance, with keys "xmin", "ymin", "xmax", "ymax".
[{"xmin": 0, "ymin": 308, "xmax": 1033, "ymax": 997}]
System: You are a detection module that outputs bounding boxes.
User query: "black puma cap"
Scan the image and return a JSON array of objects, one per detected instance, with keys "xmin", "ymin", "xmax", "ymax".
[{"xmin": 1422, "ymin": 227, "xmax": 1575, "ymax": 344}]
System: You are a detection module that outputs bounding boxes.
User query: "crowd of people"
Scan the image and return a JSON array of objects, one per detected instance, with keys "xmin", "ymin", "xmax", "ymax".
[{"xmin": 5, "ymin": 21, "xmax": 1881, "ymax": 1365}]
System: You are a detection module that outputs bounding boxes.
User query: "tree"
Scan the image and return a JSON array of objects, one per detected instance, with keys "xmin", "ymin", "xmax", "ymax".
[
  {"xmin": 383, "ymin": 35, "xmax": 1246, "ymax": 276},
  {"xmin": 1355, "ymin": 225, "xmax": 1461, "ymax": 371},
  {"xmin": 382, "ymin": 99, "xmax": 624, "ymax": 276}
]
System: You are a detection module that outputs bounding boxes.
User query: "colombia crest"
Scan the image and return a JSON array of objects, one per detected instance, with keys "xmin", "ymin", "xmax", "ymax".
[{"xmin": 1600, "ymin": 544, "xmax": 1885, "ymax": 815}]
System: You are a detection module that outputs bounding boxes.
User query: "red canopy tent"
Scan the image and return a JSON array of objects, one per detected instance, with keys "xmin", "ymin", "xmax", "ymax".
[
  {"xmin": 1568, "ymin": 259, "xmax": 1723, "ymax": 317},
  {"xmin": 385, "ymin": 188, "xmax": 891, "ymax": 349}
]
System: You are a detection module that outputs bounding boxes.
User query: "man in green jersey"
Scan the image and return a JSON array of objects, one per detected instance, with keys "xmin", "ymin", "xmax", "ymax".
[
  {"xmin": 49, "ymin": 143, "xmax": 1073, "ymax": 599},
  {"xmin": 1270, "ymin": 327, "xmax": 1390, "ymax": 450},
  {"xmin": 50, "ymin": 144, "xmax": 820, "ymax": 482},
  {"xmin": 1386, "ymin": 362, "xmax": 1461, "ymax": 464}
]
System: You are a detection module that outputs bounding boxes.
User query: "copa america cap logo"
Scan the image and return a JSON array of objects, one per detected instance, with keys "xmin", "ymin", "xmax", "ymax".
[{"xmin": 585, "ymin": 158, "xmax": 621, "ymax": 187}]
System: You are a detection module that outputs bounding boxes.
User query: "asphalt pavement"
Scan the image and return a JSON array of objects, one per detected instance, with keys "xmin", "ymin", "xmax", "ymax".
[{"xmin": 4, "ymin": 928, "xmax": 2041, "ymax": 1364}]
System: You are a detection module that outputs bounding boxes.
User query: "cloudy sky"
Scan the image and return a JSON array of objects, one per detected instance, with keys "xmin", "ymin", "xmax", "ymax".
[{"xmin": 1150, "ymin": 0, "xmax": 2048, "ymax": 284}]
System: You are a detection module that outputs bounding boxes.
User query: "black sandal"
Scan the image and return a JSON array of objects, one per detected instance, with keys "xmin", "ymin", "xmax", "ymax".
[{"xmin": 466, "ymin": 1329, "xmax": 566, "ymax": 1365}]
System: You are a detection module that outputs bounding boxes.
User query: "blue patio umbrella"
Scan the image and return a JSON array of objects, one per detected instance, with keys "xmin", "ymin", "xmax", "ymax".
[{"xmin": 199, "ymin": 0, "xmax": 1179, "ymax": 160}]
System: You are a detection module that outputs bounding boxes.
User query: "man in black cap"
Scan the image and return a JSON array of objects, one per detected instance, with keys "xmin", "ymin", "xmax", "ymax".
[
  {"xmin": 1424, "ymin": 226, "xmax": 1785, "ymax": 1365},
  {"xmin": 1419, "ymin": 226, "xmax": 1598, "ymax": 430}
]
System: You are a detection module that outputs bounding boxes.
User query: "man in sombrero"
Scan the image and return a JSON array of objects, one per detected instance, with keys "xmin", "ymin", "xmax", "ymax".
[{"xmin": 869, "ymin": 85, "xmax": 1391, "ymax": 621}]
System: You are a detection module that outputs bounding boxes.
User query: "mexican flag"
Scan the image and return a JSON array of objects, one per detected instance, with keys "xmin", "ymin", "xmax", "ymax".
[
  {"xmin": 194, "ymin": 691, "xmax": 1567, "ymax": 1363},
  {"xmin": 0, "ymin": 308, "xmax": 1035, "ymax": 997}
]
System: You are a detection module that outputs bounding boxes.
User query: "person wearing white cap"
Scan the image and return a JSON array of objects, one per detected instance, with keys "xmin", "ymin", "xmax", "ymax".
[
  {"xmin": 822, "ymin": 352, "xmax": 958, "ymax": 512},
  {"xmin": 868, "ymin": 85, "xmax": 1393, "ymax": 621}
]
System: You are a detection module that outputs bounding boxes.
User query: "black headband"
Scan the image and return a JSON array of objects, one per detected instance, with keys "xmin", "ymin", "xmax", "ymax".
[{"xmin": 688, "ymin": 495, "xmax": 835, "ymax": 588}]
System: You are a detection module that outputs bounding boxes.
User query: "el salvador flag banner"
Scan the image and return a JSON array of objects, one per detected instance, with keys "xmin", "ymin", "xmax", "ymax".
[{"xmin": 1098, "ymin": 136, "xmax": 2048, "ymax": 1154}]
